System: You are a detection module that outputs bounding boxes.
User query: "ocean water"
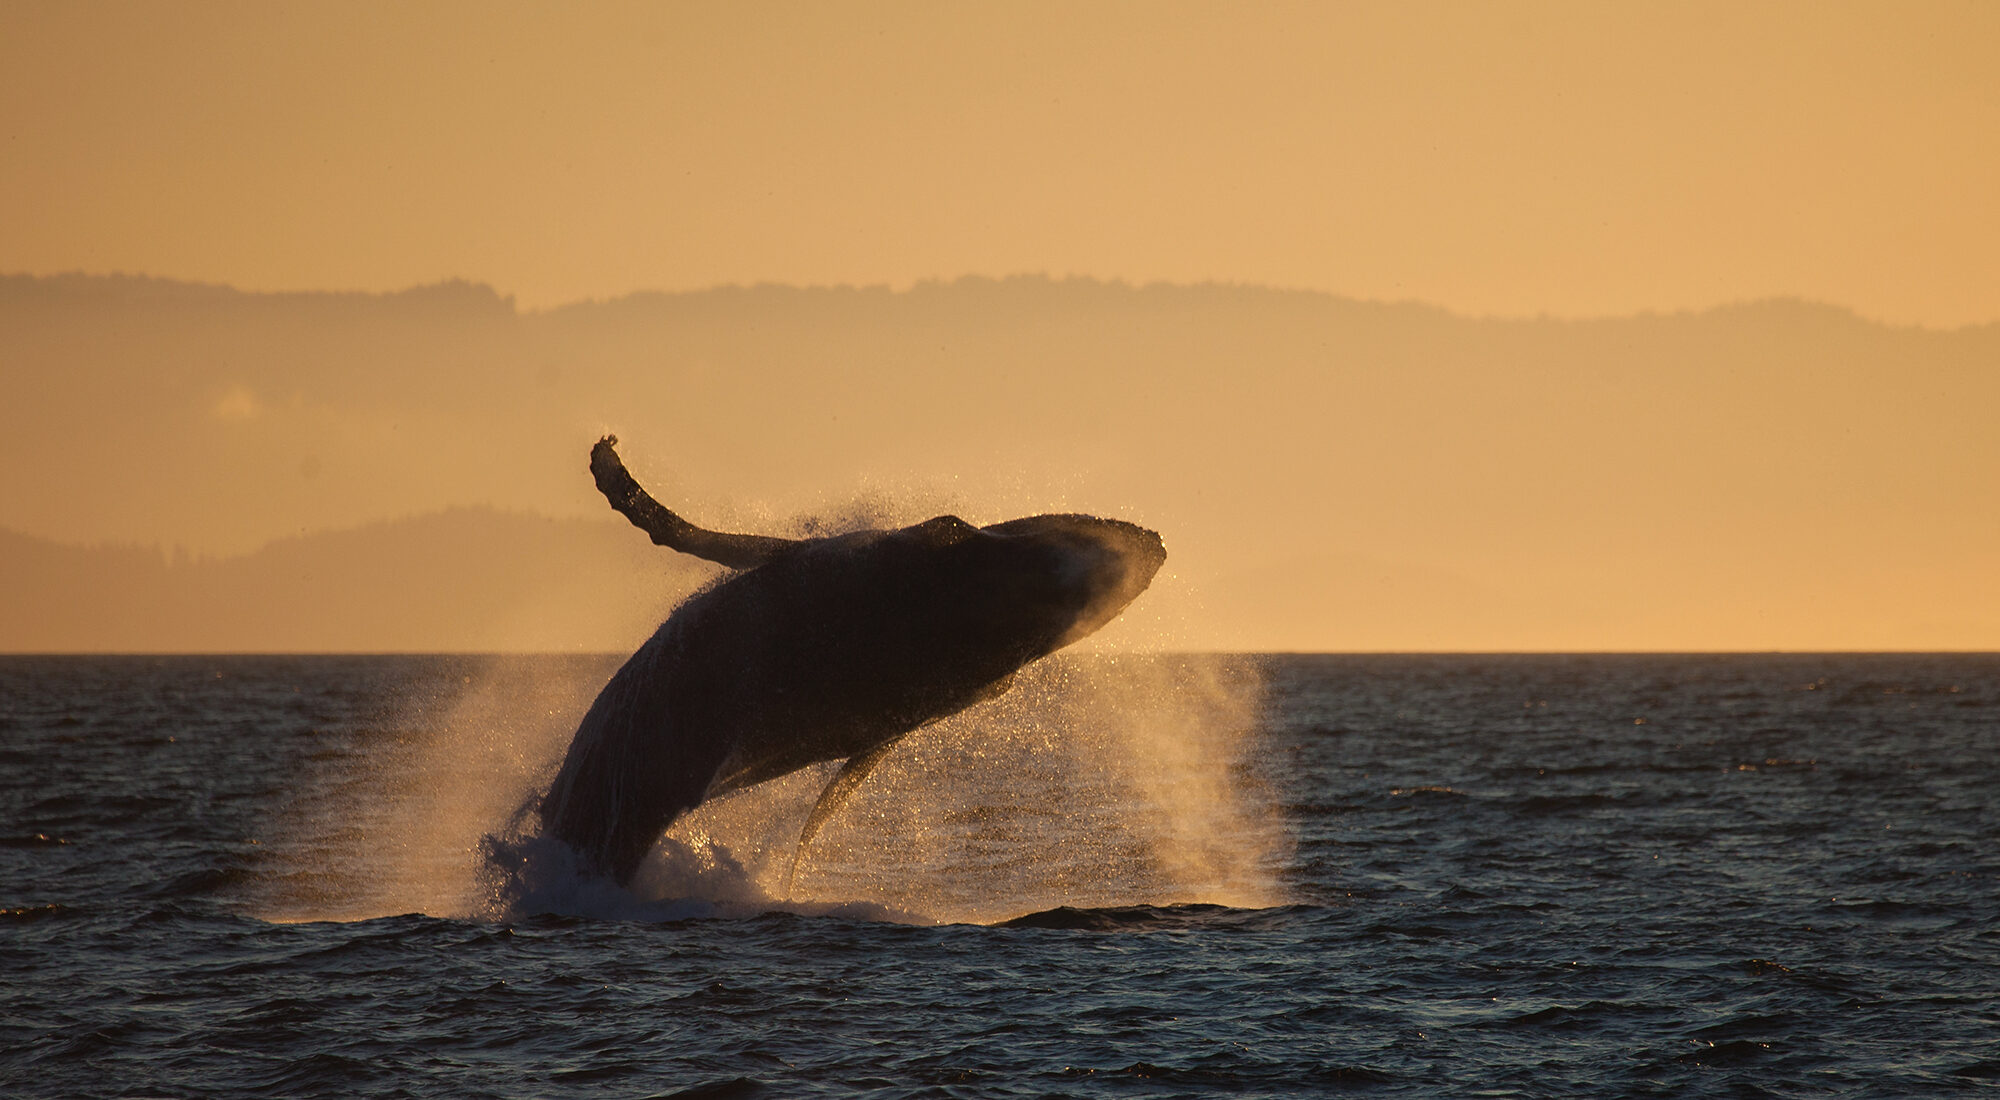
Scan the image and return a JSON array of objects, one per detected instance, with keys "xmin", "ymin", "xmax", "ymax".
[{"xmin": 2, "ymin": 652, "xmax": 1996, "ymax": 1097}]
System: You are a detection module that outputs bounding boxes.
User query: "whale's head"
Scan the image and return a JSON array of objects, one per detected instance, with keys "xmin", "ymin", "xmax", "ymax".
[
  {"xmin": 977, "ymin": 513, "xmax": 1166, "ymax": 648},
  {"xmin": 881, "ymin": 512, "xmax": 1166, "ymax": 664}
]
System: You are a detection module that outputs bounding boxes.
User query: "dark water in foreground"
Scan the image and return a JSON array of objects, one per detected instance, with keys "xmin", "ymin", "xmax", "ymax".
[{"xmin": 3, "ymin": 653, "xmax": 1996, "ymax": 1097}]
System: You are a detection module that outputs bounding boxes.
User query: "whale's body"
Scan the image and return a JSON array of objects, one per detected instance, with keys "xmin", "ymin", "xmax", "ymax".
[{"xmin": 537, "ymin": 439, "xmax": 1166, "ymax": 885}]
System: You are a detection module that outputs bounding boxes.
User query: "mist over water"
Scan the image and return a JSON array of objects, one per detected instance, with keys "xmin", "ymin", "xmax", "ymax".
[
  {"xmin": 661, "ymin": 654, "xmax": 1286, "ymax": 924},
  {"xmin": 252, "ymin": 654, "xmax": 604, "ymax": 923},
  {"xmin": 270, "ymin": 647, "xmax": 1283, "ymax": 926}
]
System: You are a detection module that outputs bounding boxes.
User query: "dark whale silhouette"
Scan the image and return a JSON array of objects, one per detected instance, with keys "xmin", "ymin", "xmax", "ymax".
[{"xmin": 538, "ymin": 437, "xmax": 1167, "ymax": 887}]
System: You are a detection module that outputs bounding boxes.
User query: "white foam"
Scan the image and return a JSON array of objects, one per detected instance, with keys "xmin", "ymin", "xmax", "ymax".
[{"xmin": 479, "ymin": 816, "xmax": 927, "ymax": 924}]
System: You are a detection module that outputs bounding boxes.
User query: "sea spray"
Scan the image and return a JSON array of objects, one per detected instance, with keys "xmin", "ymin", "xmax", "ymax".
[
  {"xmin": 737, "ymin": 652, "xmax": 1289, "ymax": 924},
  {"xmin": 255, "ymin": 655, "xmax": 610, "ymax": 922},
  {"xmin": 259, "ymin": 651, "xmax": 1288, "ymax": 924}
]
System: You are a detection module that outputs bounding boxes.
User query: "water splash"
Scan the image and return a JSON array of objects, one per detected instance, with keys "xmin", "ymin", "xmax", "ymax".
[
  {"xmin": 253, "ymin": 655, "xmax": 604, "ymax": 922},
  {"xmin": 476, "ymin": 818, "xmax": 924, "ymax": 923},
  {"xmin": 765, "ymin": 653, "xmax": 1291, "ymax": 924},
  {"xmin": 259, "ymin": 650, "xmax": 1285, "ymax": 925}
]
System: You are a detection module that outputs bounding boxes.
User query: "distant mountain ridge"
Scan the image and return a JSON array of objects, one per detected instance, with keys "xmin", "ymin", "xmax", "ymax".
[
  {"xmin": 5, "ymin": 271, "xmax": 1995, "ymax": 650},
  {"xmin": 15, "ymin": 269, "xmax": 1983, "ymax": 329},
  {"xmin": 0, "ymin": 272, "xmax": 518, "ymax": 314},
  {"xmin": 0, "ymin": 509, "xmax": 715, "ymax": 653}
]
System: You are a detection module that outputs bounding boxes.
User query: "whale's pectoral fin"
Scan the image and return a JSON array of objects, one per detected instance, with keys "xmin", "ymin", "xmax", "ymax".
[
  {"xmin": 591, "ymin": 435, "xmax": 797, "ymax": 570},
  {"xmin": 784, "ymin": 739, "xmax": 902, "ymax": 898}
]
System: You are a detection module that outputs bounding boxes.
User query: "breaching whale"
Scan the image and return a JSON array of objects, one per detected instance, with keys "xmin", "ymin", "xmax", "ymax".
[{"xmin": 537, "ymin": 437, "xmax": 1167, "ymax": 887}]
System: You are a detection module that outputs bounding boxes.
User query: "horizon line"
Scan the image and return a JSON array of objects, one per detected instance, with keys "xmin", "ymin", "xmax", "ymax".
[{"xmin": 1, "ymin": 648, "xmax": 1994, "ymax": 658}]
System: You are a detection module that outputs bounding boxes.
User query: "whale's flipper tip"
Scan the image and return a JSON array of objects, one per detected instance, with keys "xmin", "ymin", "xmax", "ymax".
[
  {"xmin": 783, "ymin": 741, "xmax": 902, "ymax": 898},
  {"xmin": 590, "ymin": 436, "xmax": 797, "ymax": 570}
]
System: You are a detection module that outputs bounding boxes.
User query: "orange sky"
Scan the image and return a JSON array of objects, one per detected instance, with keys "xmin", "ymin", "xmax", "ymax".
[
  {"xmin": 4, "ymin": 3, "xmax": 1997, "ymax": 652},
  {"xmin": 5, "ymin": 1, "xmax": 1999, "ymax": 326}
]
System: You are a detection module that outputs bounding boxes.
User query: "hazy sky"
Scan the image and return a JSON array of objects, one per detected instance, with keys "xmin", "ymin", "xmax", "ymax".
[
  {"xmin": 6, "ymin": 1, "xmax": 1998, "ymax": 326},
  {"xmin": 5, "ymin": 2, "xmax": 1997, "ymax": 652}
]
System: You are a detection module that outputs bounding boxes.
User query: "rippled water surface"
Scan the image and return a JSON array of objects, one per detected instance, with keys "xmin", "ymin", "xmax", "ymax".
[{"xmin": 3, "ymin": 653, "xmax": 1997, "ymax": 1097}]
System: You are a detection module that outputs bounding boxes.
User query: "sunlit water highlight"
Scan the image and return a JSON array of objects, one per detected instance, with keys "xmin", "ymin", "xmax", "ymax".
[{"xmin": 3, "ymin": 653, "xmax": 1996, "ymax": 1097}]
